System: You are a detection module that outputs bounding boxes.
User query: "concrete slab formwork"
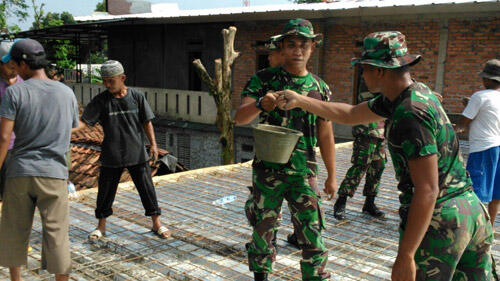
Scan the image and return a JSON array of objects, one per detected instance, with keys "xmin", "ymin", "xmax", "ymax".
[{"xmin": 0, "ymin": 141, "xmax": 497, "ymax": 280}]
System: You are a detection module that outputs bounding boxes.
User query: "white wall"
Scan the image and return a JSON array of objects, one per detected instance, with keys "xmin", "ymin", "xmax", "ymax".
[{"xmin": 67, "ymin": 82, "xmax": 217, "ymax": 124}]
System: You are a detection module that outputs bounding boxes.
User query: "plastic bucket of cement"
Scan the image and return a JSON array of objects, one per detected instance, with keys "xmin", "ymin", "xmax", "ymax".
[{"xmin": 253, "ymin": 124, "xmax": 303, "ymax": 164}]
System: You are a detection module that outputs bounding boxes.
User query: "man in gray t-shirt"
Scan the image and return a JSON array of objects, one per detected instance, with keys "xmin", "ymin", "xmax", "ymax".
[{"xmin": 0, "ymin": 39, "xmax": 78, "ymax": 281}]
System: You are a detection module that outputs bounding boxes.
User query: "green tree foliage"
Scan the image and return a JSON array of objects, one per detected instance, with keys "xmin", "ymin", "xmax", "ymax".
[
  {"xmin": 0, "ymin": 0, "xmax": 29, "ymax": 34},
  {"xmin": 95, "ymin": 1, "xmax": 106, "ymax": 12},
  {"xmin": 30, "ymin": 1, "xmax": 77, "ymax": 70}
]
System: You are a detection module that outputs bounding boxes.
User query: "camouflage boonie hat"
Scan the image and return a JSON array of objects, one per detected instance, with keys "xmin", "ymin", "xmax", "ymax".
[
  {"xmin": 265, "ymin": 35, "xmax": 280, "ymax": 51},
  {"xmin": 273, "ymin": 18, "xmax": 323, "ymax": 46},
  {"xmin": 351, "ymin": 31, "xmax": 421, "ymax": 69}
]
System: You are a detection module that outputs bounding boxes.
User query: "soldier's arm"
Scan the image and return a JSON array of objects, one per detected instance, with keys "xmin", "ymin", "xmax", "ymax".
[
  {"xmin": 392, "ymin": 154, "xmax": 439, "ymax": 280},
  {"xmin": 234, "ymin": 97, "xmax": 261, "ymax": 125},
  {"xmin": 234, "ymin": 93, "xmax": 279, "ymax": 125},
  {"xmin": 317, "ymin": 119, "xmax": 337, "ymax": 200},
  {"xmin": 276, "ymin": 90, "xmax": 384, "ymax": 125}
]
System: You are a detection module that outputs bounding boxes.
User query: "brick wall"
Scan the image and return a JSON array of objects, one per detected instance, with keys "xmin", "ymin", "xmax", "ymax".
[
  {"xmin": 444, "ymin": 17, "xmax": 499, "ymax": 113},
  {"xmin": 322, "ymin": 20, "xmax": 440, "ymax": 105},
  {"xmin": 231, "ymin": 16, "xmax": 498, "ymax": 114}
]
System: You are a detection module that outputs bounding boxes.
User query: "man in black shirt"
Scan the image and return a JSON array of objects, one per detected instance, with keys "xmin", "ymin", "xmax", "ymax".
[{"xmin": 73, "ymin": 60, "xmax": 170, "ymax": 240}]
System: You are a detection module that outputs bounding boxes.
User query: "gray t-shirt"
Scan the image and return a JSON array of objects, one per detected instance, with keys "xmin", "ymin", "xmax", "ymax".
[
  {"xmin": 0, "ymin": 79, "xmax": 79, "ymax": 179},
  {"xmin": 81, "ymin": 88, "xmax": 154, "ymax": 167}
]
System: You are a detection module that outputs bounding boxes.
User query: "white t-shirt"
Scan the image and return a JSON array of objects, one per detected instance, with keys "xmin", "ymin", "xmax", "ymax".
[{"xmin": 462, "ymin": 89, "xmax": 500, "ymax": 153}]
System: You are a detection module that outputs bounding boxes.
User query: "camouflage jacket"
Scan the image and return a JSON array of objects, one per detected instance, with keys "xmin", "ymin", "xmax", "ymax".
[
  {"xmin": 242, "ymin": 66, "xmax": 332, "ymax": 176},
  {"xmin": 352, "ymin": 91, "xmax": 385, "ymax": 139},
  {"xmin": 368, "ymin": 82, "xmax": 472, "ymax": 228}
]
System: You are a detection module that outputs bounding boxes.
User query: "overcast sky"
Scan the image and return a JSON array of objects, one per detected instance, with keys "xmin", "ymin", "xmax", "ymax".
[{"xmin": 10, "ymin": 0, "xmax": 291, "ymax": 31}]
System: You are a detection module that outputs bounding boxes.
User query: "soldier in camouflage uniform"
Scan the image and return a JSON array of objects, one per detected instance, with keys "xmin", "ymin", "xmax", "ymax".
[
  {"xmin": 334, "ymin": 79, "xmax": 387, "ymax": 220},
  {"xmin": 234, "ymin": 19, "xmax": 336, "ymax": 281},
  {"xmin": 278, "ymin": 31, "xmax": 495, "ymax": 280},
  {"xmin": 246, "ymin": 36, "xmax": 300, "ymax": 251}
]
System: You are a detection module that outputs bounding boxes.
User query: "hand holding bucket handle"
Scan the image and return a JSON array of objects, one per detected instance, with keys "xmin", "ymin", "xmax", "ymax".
[{"xmin": 259, "ymin": 91, "xmax": 280, "ymax": 112}]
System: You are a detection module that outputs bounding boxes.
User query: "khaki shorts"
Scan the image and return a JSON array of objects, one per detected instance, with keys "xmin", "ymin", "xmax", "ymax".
[{"xmin": 0, "ymin": 177, "xmax": 71, "ymax": 274}]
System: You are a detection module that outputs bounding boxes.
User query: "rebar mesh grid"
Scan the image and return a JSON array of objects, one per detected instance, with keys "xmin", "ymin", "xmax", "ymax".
[{"xmin": 0, "ymin": 141, "xmax": 498, "ymax": 280}]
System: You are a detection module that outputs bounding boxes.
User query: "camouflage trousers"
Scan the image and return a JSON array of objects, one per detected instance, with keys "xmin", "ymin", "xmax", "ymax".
[
  {"xmin": 245, "ymin": 168, "xmax": 330, "ymax": 281},
  {"xmin": 338, "ymin": 136, "xmax": 386, "ymax": 197},
  {"xmin": 401, "ymin": 191, "xmax": 495, "ymax": 280}
]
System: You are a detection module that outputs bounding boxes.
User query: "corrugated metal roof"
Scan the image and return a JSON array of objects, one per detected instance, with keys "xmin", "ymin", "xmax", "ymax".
[{"xmin": 75, "ymin": 0, "xmax": 499, "ymax": 22}]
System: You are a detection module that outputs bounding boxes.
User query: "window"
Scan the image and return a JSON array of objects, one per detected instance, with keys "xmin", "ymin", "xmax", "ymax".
[
  {"xmin": 188, "ymin": 51, "xmax": 202, "ymax": 91},
  {"xmin": 177, "ymin": 134, "xmax": 191, "ymax": 169},
  {"xmin": 242, "ymin": 144, "xmax": 253, "ymax": 152},
  {"xmin": 255, "ymin": 40, "xmax": 269, "ymax": 72},
  {"xmin": 169, "ymin": 134, "xmax": 174, "ymax": 147}
]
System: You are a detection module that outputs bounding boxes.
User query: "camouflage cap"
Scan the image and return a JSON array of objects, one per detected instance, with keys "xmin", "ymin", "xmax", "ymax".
[
  {"xmin": 351, "ymin": 31, "xmax": 421, "ymax": 69},
  {"xmin": 265, "ymin": 35, "xmax": 280, "ymax": 51},
  {"xmin": 273, "ymin": 18, "xmax": 323, "ymax": 46}
]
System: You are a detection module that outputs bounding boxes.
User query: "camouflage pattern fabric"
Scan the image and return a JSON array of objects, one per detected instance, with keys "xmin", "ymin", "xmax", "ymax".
[
  {"xmin": 368, "ymin": 81, "xmax": 473, "ymax": 228},
  {"xmin": 351, "ymin": 31, "xmax": 421, "ymax": 69},
  {"xmin": 338, "ymin": 136, "xmax": 386, "ymax": 197},
  {"xmin": 339, "ymin": 78, "xmax": 386, "ymax": 198},
  {"xmin": 407, "ymin": 191, "xmax": 495, "ymax": 280},
  {"xmin": 368, "ymin": 81, "xmax": 494, "ymax": 277},
  {"xmin": 265, "ymin": 35, "xmax": 280, "ymax": 51},
  {"xmin": 242, "ymin": 66, "xmax": 332, "ymax": 177},
  {"xmin": 245, "ymin": 185, "xmax": 283, "ymax": 229},
  {"xmin": 272, "ymin": 18, "xmax": 323, "ymax": 45},
  {"xmin": 352, "ymin": 90, "xmax": 385, "ymax": 139},
  {"xmin": 245, "ymin": 169, "xmax": 330, "ymax": 281},
  {"xmin": 242, "ymin": 66, "xmax": 331, "ymax": 279}
]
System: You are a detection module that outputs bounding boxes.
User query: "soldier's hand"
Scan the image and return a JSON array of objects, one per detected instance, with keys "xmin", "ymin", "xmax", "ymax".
[
  {"xmin": 391, "ymin": 254, "xmax": 416, "ymax": 281},
  {"xmin": 276, "ymin": 89, "xmax": 302, "ymax": 110},
  {"xmin": 323, "ymin": 176, "xmax": 337, "ymax": 201},
  {"xmin": 261, "ymin": 91, "xmax": 279, "ymax": 111}
]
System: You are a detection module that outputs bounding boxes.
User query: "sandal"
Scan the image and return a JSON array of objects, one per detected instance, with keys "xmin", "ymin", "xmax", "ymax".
[
  {"xmin": 89, "ymin": 229, "xmax": 105, "ymax": 240},
  {"xmin": 152, "ymin": 226, "xmax": 171, "ymax": 239}
]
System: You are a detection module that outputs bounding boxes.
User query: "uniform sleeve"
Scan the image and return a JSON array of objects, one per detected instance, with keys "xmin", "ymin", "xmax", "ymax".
[
  {"xmin": 461, "ymin": 94, "xmax": 480, "ymax": 120},
  {"xmin": 367, "ymin": 95, "xmax": 391, "ymax": 118},
  {"xmin": 81, "ymin": 96, "xmax": 102, "ymax": 126},
  {"xmin": 241, "ymin": 74, "xmax": 264, "ymax": 101},
  {"xmin": 315, "ymin": 80, "xmax": 333, "ymax": 121},
  {"xmin": 392, "ymin": 110, "xmax": 438, "ymax": 160},
  {"xmin": 137, "ymin": 90, "xmax": 155, "ymax": 123},
  {"xmin": 320, "ymin": 80, "xmax": 333, "ymax": 102},
  {"xmin": 0, "ymin": 88, "xmax": 18, "ymax": 121}
]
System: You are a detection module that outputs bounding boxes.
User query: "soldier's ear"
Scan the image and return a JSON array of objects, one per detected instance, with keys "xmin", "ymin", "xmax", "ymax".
[{"xmin": 376, "ymin": 67, "xmax": 385, "ymax": 78}]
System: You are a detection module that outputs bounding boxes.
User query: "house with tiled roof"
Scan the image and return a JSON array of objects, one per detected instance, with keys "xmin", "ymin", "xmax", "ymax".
[{"xmin": 69, "ymin": 120, "xmax": 185, "ymax": 190}]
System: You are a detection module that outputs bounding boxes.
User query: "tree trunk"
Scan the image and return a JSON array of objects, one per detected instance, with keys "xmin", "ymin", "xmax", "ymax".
[{"xmin": 192, "ymin": 26, "xmax": 239, "ymax": 165}]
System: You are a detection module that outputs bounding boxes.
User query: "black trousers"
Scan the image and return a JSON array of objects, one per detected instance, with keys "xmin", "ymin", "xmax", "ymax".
[{"xmin": 95, "ymin": 162, "xmax": 161, "ymax": 219}]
